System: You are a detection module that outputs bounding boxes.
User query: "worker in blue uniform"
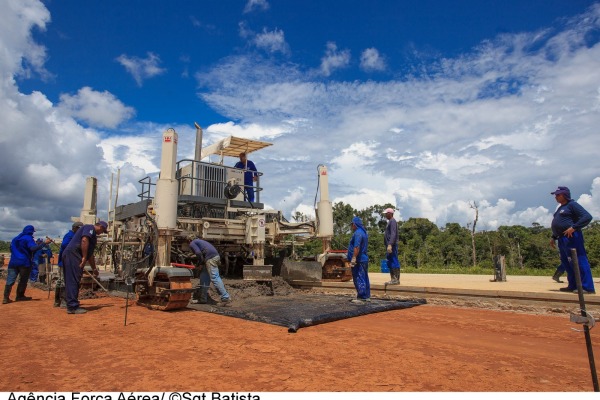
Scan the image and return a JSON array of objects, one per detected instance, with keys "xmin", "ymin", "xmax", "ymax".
[
  {"xmin": 55, "ymin": 222, "xmax": 83, "ymax": 307},
  {"xmin": 347, "ymin": 216, "xmax": 370, "ymax": 303},
  {"xmin": 234, "ymin": 152, "xmax": 258, "ymax": 202},
  {"xmin": 30, "ymin": 239, "xmax": 53, "ymax": 283},
  {"xmin": 3, "ymin": 225, "xmax": 52, "ymax": 304},
  {"xmin": 62, "ymin": 221, "xmax": 108, "ymax": 314},
  {"xmin": 189, "ymin": 237, "xmax": 230, "ymax": 304},
  {"xmin": 383, "ymin": 207, "xmax": 400, "ymax": 285},
  {"xmin": 550, "ymin": 186, "xmax": 595, "ymax": 294}
]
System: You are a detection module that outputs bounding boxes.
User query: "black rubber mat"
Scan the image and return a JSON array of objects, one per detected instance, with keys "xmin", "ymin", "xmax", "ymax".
[{"xmin": 188, "ymin": 293, "xmax": 425, "ymax": 332}]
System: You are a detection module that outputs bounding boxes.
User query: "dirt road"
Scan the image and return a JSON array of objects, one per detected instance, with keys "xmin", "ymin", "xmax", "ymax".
[{"xmin": 0, "ymin": 285, "xmax": 597, "ymax": 392}]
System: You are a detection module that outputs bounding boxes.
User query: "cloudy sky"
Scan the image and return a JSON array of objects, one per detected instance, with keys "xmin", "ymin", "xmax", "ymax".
[{"xmin": 1, "ymin": 0, "xmax": 600, "ymax": 240}]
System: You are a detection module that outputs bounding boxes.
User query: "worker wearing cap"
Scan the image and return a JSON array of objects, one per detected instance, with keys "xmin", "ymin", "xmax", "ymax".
[
  {"xmin": 54, "ymin": 222, "xmax": 83, "ymax": 307},
  {"xmin": 347, "ymin": 216, "xmax": 370, "ymax": 304},
  {"xmin": 62, "ymin": 221, "xmax": 108, "ymax": 314},
  {"xmin": 3, "ymin": 225, "xmax": 52, "ymax": 304},
  {"xmin": 234, "ymin": 152, "xmax": 258, "ymax": 202},
  {"xmin": 189, "ymin": 237, "xmax": 230, "ymax": 304},
  {"xmin": 383, "ymin": 208, "xmax": 401, "ymax": 285},
  {"xmin": 549, "ymin": 186, "xmax": 595, "ymax": 294}
]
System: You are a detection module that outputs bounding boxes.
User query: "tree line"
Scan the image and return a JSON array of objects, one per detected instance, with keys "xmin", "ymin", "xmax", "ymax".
[
  {"xmin": 4, "ymin": 202, "xmax": 599, "ymax": 271},
  {"xmin": 294, "ymin": 202, "xmax": 600, "ymax": 271}
]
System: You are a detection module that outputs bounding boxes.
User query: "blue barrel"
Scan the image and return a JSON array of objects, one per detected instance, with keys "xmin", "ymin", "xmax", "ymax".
[{"xmin": 380, "ymin": 259, "xmax": 389, "ymax": 273}]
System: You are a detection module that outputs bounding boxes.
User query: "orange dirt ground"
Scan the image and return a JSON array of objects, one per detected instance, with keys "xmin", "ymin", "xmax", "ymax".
[{"xmin": 0, "ymin": 285, "xmax": 598, "ymax": 392}]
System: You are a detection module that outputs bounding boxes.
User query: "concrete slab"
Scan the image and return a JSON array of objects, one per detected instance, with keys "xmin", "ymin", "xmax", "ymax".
[{"xmin": 294, "ymin": 272, "xmax": 600, "ymax": 305}]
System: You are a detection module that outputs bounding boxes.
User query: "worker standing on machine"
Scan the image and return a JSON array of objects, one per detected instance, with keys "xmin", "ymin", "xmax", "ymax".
[
  {"xmin": 62, "ymin": 221, "xmax": 107, "ymax": 314},
  {"xmin": 234, "ymin": 152, "xmax": 258, "ymax": 202},
  {"xmin": 189, "ymin": 237, "xmax": 230, "ymax": 304},
  {"xmin": 55, "ymin": 222, "xmax": 83, "ymax": 307},
  {"xmin": 348, "ymin": 216, "xmax": 371, "ymax": 304}
]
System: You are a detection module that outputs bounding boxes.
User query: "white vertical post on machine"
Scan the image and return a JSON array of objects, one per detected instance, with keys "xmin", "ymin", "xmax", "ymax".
[
  {"xmin": 316, "ymin": 165, "xmax": 334, "ymax": 252},
  {"xmin": 153, "ymin": 128, "xmax": 180, "ymax": 267}
]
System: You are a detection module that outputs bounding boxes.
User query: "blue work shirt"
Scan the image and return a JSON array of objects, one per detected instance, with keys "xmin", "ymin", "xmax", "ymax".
[
  {"xmin": 34, "ymin": 245, "xmax": 53, "ymax": 266},
  {"xmin": 58, "ymin": 229, "xmax": 76, "ymax": 267},
  {"xmin": 8, "ymin": 225, "xmax": 44, "ymax": 268},
  {"xmin": 384, "ymin": 218, "xmax": 398, "ymax": 247},
  {"xmin": 189, "ymin": 239, "xmax": 219, "ymax": 260},
  {"xmin": 347, "ymin": 228, "xmax": 369, "ymax": 263},
  {"xmin": 551, "ymin": 200, "xmax": 592, "ymax": 238},
  {"xmin": 64, "ymin": 224, "xmax": 97, "ymax": 261},
  {"xmin": 234, "ymin": 160, "xmax": 257, "ymax": 186}
]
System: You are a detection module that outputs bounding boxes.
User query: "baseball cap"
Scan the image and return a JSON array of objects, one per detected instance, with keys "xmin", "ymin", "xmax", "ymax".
[
  {"xmin": 550, "ymin": 186, "xmax": 571, "ymax": 199},
  {"xmin": 383, "ymin": 208, "xmax": 394, "ymax": 214},
  {"xmin": 72, "ymin": 221, "xmax": 84, "ymax": 229},
  {"xmin": 96, "ymin": 220, "xmax": 108, "ymax": 233}
]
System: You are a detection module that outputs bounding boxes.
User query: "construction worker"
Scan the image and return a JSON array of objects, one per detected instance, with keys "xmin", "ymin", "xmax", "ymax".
[
  {"xmin": 3, "ymin": 225, "xmax": 52, "ymax": 304},
  {"xmin": 31, "ymin": 239, "xmax": 52, "ymax": 283},
  {"xmin": 55, "ymin": 222, "xmax": 83, "ymax": 307},
  {"xmin": 348, "ymin": 216, "xmax": 370, "ymax": 304},
  {"xmin": 383, "ymin": 208, "xmax": 400, "ymax": 285},
  {"xmin": 550, "ymin": 186, "xmax": 595, "ymax": 294},
  {"xmin": 189, "ymin": 237, "xmax": 230, "ymax": 304},
  {"xmin": 234, "ymin": 152, "xmax": 258, "ymax": 202},
  {"xmin": 62, "ymin": 221, "xmax": 108, "ymax": 314}
]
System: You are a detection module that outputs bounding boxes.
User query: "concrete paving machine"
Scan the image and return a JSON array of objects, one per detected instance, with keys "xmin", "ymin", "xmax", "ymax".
[{"xmin": 92, "ymin": 125, "xmax": 350, "ymax": 310}]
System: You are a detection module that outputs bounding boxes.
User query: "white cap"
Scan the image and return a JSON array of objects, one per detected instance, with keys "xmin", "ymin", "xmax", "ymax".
[{"xmin": 383, "ymin": 208, "xmax": 394, "ymax": 214}]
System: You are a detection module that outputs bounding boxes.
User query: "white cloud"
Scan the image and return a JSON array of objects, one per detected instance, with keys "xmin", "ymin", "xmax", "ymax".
[
  {"xmin": 196, "ymin": 4, "xmax": 600, "ymax": 227},
  {"xmin": 205, "ymin": 121, "xmax": 289, "ymax": 142},
  {"xmin": 57, "ymin": 87, "xmax": 135, "ymax": 129},
  {"xmin": 243, "ymin": 0, "xmax": 269, "ymax": 14},
  {"xmin": 360, "ymin": 48, "xmax": 386, "ymax": 72},
  {"xmin": 0, "ymin": 0, "xmax": 50, "ymax": 81},
  {"xmin": 253, "ymin": 28, "xmax": 289, "ymax": 54},
  {"xmin": 115, "ymin": 52, "xmax": 166, "ymax": 86},
  {"xmin": 320, "ymin": 42, "xmax": 351, "ymax": 76}
]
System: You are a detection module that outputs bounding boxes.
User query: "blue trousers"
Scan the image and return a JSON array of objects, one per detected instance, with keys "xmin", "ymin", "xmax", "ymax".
[
  {"xmin": 5, "ymin": 266, "xmax": 31, "ymax": 297},
  {"xmin": 386, "ymin": 244, "xmax": 400, "ymax": 270},
  {"xmin": 352, "ymin": 261, "xmax": 371, "ymax": 300},
  {"xmin": 557, "ymin": 231, "xmax": 595, "ymax": 292},
  {"xmin": 244, "ymin": 186, "xmax": 255, "ymax": 202},
  {"xmin": 63, "ymin": 251, "xmax": 84, "ymax": 310},
  {"xmin": 198, "ymin": 256, "xmax": 230, "ymax": 302},
  {"xmin": 30, "ymin": 262, "xmax": 39, "ymax": 282}
]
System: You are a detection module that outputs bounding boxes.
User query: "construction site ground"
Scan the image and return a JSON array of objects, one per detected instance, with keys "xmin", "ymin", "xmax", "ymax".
[{"xmin": 0, "ymin": 271, "xmax": 599, "ymax": 392}]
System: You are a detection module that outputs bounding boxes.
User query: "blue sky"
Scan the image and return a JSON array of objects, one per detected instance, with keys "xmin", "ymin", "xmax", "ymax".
[{"xmin": 1, "ymin": 0, "xmax": 600, "ymax": 240}]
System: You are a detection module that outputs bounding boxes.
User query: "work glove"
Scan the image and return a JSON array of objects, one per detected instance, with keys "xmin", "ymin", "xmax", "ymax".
[
  {"xmin": 386, "ymin": 245, "xmax": 392, "ymax": 254},
  {"xmin": 350, "ymin": 256, "xmax": 357, "ymax": 267}
]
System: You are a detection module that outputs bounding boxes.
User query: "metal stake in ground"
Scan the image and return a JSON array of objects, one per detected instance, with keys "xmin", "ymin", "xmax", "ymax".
[
  {"xmin": 570, "ymin": 248, "xmax": 599, "ymax": 392},
  {"xmin": 46, "ymin": 258, "xmax": 51, "ymax": 299},
  {"xmin": 124, "ymin": 276, "xmax": 134, "ymax": 326}
]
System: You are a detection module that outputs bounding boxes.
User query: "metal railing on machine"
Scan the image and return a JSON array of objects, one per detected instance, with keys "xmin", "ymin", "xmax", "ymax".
[{"xmin": 175, "ymin": 158, "xmax": 263, "ymax": 202}]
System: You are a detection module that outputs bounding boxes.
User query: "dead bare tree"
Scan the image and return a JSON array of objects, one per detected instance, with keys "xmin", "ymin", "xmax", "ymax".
[{"xmin": 469, "ymin": 201, "xmax": 479, "ymax": 268}]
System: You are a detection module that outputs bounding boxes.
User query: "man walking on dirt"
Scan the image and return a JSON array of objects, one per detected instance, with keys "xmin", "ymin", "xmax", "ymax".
[
  {"xmin": 348, "ymin": 216, "xmax": 370, "ymax": 304},
  {"xmin": 189, "ymin": 237, "xmax": 230, "ymax": 304},
  {"xmin": 62, "ymin": 221, "xmax": 108, "ymax": 314},
  {"xmin": 383, "ymin": 208, "xmax": 400, "ymax": 285},
  {"xmin": 549, "ymin": 186, "xmax": 595, "ymax": 294}
]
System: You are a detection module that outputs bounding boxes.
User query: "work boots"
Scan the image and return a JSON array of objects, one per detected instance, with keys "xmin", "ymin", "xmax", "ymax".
[
  {"xmin": 3, "ymin": 284, "xmax": 12, "ymax": 304},
  {"xmin": 54, "ymin": 286, "xmax": 61, "ymax": 307},
  {"xmin": 385, "ymin": 270, "xmax": 395, "ymax": 285},
  {"xmin": 386, "ymin": 268, "xmax": 400, "ymax": 285},
  {"xmin": 552, "ymin": 270, "xmax": 564, "ymax": 283}
]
